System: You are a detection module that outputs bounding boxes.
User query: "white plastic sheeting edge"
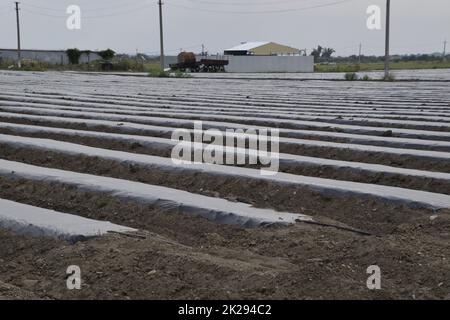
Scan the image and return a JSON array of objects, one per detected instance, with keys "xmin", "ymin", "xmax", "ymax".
[
  {"xmin": 1, "ymin": 136, "xmax": 450, "ymax": 210},
  {"xmin": 0, "ymin": 198, "xmax": 137, "ymax": 242},
  {"xmin": 1, "ymin": 131, "xmax": 450, "ymax": 181},
  {"xmin": 2, "ymin": 107, "xmax": 450, "ymax": 141},
  {"xmin": 2, "ymin": 116, "xmax": 450, "ymax": 161},
  {"xmin": 4, "ymin": 120, "xmax": 450, "ymax": 153},
  {"xmin": 2, "ymin": 100, "xmax": 450, "ymax": 129},
  {"xmin": 0, "ymin": 160, "xmax": 313, "ymax": 228}
]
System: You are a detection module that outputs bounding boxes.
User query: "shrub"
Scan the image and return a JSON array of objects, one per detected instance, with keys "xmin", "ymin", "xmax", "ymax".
[
  {"xmin": 66, "ymin": 48, "xmax": 82, "ymax": 64},
  {"xmin": 344, "ymin": 72, "xmax": 358, "ymax": 81},
  {"xmin": 98, "ymin": 49, "xmax": 116, "ymax": 61}
]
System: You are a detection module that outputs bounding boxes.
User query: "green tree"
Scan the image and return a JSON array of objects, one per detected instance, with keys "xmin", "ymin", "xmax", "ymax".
[
  {"xmin": 98, "ymin": 49, "xmax": 116, "ymax": 61},
  {"xmin": 321, "ymin": 47, "xmax": 336, "ymax": 60},
  {"xmin": 66, "ymin": 48, "xmax": 82, "ymax": 65},
  {"xmin": 310, "ymin": 45, "xmax": 323, "ymax": 62}
]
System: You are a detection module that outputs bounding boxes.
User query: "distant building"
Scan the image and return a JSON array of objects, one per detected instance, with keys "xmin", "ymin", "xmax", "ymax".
[
  {"xmin": 0, "ymin": 48, "xmax": 102, "ymax": 65},
  {"xmin": 221, "ymin": 41, "xmax": 312, "ymax": 73},
  {"xmin": 224, "ymin": 42, "xmax": 301, "ymax": 56}
]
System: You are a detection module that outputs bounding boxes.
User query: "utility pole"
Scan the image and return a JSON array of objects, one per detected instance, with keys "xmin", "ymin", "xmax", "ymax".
[
  {"xmin": 15, "ymin": 1, "xmax": 21, "ymax": 68},
  {"xmin": 384, "ymin": 0, "xmax": 391, "ymax": 79},
  {"xmin": 444, "ymin": 40, "xmax": 447, "ymax": 61},
  {"xmin": 358, "ymin": 43, "xmax": 362, "ymax": 64},
  {"xmin": 158, "ymin": 0, "xmax": 165, "ymax": 71}
]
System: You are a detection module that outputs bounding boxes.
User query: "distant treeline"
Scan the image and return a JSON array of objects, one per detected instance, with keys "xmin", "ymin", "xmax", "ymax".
[{"xmin": 322, "ymin": 53, "xmax": 449, "ymax": 64}]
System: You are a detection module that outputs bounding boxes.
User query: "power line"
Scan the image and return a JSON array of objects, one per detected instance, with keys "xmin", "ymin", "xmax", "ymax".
[
  {"xmin": 20, "ymin": 0, "xmax": 149, "ymax": 13},
  {"xmin": 183, "ymin": 0, "xmax": 318, "ymax": 6},
  {"xmin": 17, "ymin": 0, "xmax": 352, "ymax": 18},
  {"xmin": 20, "ymin": 4, "xmax": 152, "ymax": 19},
  {"xmin": 165, "ymin": 0, "xmax": 355, "ymax": 14},
  {"xmin": 20, "ymin": 8, "xmax": 66, "ymax": 18},
  {"xmin": 82, "ymin": 4, "xmax": 152, "ymax": 19}
]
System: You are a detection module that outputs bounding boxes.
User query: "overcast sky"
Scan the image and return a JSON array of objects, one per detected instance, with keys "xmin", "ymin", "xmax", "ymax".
[{"xmin": 0, "ymin": 0, "xmax": 448, "ymax": 56}]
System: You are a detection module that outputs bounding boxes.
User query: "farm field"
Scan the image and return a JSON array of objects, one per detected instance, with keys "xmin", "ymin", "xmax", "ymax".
[
  {"xmin": 0, "ymin": 70, "xmax": 449, "ymax": 299},
  {"xmin": 191, "ymin": 68, "xmax": 450, "ymax": 81}
]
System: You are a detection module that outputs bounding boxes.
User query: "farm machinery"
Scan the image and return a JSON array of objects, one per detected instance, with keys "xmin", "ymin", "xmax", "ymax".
[{"xmin": 170, "ymin": 52, "xmax": 229, "ymax": 72}]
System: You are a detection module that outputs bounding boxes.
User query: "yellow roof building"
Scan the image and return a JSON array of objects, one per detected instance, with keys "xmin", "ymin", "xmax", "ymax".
[{"xmin": 224, "ymin": 42, "xmax": 300, "ymax": 56}]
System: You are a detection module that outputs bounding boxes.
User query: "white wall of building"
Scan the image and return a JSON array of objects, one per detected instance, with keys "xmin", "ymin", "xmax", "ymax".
[
  {"xmin": 166, "ymin": 54, "xmax": 313, "ymax": 73},
  {"xmin": 0, "ymin": 49, "xmax": 102, "ymax": 65},
  {"xmin": 225, "ymin": 55, "xmax": 314, "ymax": 73}
]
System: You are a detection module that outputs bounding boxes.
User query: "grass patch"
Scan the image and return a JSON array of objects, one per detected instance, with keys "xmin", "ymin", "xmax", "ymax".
[
  {"xmin": 0, "ymin": 59, "xmax": 51, "ymax": 71},
  {"xmin": 0, "ymin": 58, "xmax": 162, "ymax": 73},
  {"xmin": 316, "ymin": 64, "xmax": 360, "ymax": 73},
  {"xmin": 316, "ymin": 60, "xmax": 450, "ymax": 73}
]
